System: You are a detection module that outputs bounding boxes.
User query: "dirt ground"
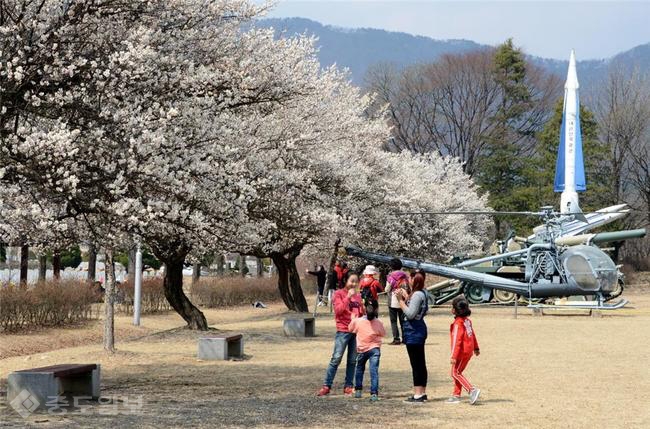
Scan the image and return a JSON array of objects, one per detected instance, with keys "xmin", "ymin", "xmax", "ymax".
[{"xmin": 1, "ymin": 289, "xmax": 650, "ymax": 429}]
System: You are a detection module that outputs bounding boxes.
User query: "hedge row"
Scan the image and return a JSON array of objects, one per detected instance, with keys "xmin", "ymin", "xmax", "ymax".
[
  {"xmin": 117, "ymin": 278, "xmax": 172, "ymax": 314},
  {"xmin": 191, "ymin": 276, "xmax": 280, "ymax": 307},
  {"xmin": 0, "ymin": 281, "xmax": 100, "ymax": 331}
]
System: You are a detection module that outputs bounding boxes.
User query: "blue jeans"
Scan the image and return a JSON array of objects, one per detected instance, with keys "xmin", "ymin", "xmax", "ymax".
[
  {"xmin": 323, "ymin": 332, "xmax": 357, "ymax": 388},
  {"xmin": 354, "ymin": 347, "xmax": 381, "ymax": 394}
]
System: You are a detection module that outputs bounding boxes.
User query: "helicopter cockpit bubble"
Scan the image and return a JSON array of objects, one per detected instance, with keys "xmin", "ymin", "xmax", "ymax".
[{"xmin": 560, "ymin": 245, "xmax": 618, "ymax": 293}]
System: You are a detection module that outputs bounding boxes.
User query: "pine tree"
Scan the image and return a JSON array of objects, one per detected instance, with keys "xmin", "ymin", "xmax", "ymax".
[{"xmin": 476, "ymin": 39, "xmax": 533, "ymax": 236}]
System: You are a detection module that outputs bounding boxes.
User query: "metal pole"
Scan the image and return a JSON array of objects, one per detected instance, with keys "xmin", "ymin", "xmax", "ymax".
[
  {"xmin": 133, "ymin": 243, "xmax": 143, "ymax": 326},
  {"xmin": 313, "ymin": 293, "xmax": 319, "ymax": 318},
  {"xmin": 514, "ymin": 294, "xmax": 519, "ymax": 319}
]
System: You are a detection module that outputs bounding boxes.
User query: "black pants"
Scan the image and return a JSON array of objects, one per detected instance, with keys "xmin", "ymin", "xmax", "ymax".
[
  {"xmin": 389, "ymin": 307, "xmax": 404, "ymax": 341},
  {"xmin": 406, "ymin": 344, "xmax": 428, "ymax": 387}
]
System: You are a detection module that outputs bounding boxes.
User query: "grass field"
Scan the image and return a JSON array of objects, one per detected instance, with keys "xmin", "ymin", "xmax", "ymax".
[{"xmin": 1, "ymin": 288, "xmax": 650, "ymax": 428}]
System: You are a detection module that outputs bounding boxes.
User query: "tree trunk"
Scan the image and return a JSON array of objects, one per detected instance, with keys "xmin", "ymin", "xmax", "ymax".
[
  {"xmin": 379, "ymin": 267, "xmax": 388, "ymax": 289},
  {"xmin": 103, "ymin": 249, "xmax": 116, "ymax": 352},
  {"xmin": 256, "ymin": 257, "xmax": 264, "ymax": 277},
  {"xmin": 162, "ymin": 255, "xmax": 208, "ymax": 330},
  {"xmin": 611, "ymin": 242, "xmax": 622, "ymax": 263},
  {"xmin": 240, "ymin": 255, "xmax": 247, "ymax": 277},
  {"xmin": 52, "ymin": 252, "xmax": 61, "ymax": 280},
  {"xmin": 127, "ymin": 247, "xmax": 136, "ymax": 285},
  {"xmin": 192, "ymin": 263, "xmax": 201, "ymax": 285},
  {"xmin": 271, "ymin": 250, "xmax": 308, "ymax": 312},
  {"xmin": 38, "ymin": 255, "xmax": 47, "ymax": 282},
  {"xmin": 272, "ymin": 254, "xmax": 295, "ymax": 310},
  {"xmin": 322, "ymin": 238, "xmax": 341, "ymax": 301},
  {"xmin": 216, "ymin": 254, "xmax": 225, "ymax": 275},
  {"xmin": 20, "ymin": 243, "xmax": 29, "ymax": 285},
  {"xmin": 87, "ymin": 244, "xmax": 97, "ymax": 282}
]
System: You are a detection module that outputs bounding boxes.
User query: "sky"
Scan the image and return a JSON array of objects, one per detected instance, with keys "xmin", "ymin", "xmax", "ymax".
[{"xmin": 266, "ymin": 1, "xmax": 650, "ymax": 60}]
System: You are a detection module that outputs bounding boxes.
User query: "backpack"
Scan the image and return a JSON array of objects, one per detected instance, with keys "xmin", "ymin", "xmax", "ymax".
[
  {"xmin": 403, "ymin": 290, "xmax": 429, "ymax": 345},
  {"xmin": 360, "ymin": 287, "xmax": 374, "ymax": 305}
]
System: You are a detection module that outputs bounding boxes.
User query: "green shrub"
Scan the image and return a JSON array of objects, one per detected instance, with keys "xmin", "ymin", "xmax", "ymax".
[
  {"xmin": 60, "ymin": 246, "xmax": 82, "ymax": 269},
  {"xmin": 191, "ymin": 276, "xmax": 280, "ymax": 308},
  {"xmin": 115, "ymin": 249, "xmax": 162, "ymax": 271}
]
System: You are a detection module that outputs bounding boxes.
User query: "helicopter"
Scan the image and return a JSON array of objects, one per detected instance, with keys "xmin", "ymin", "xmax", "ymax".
[
  {"xmin": 346, "ymin": 205, "xmax": 646, "ymax": 310},
  {"xmin": 428, "ymin": 204, "xmax": 646, "ymax": 305}
]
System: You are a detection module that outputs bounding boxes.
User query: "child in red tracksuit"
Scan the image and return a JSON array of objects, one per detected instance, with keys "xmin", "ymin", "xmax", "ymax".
[{"xmin": 448, "ymin": 297, "xmax": 481, "ymax": 405}]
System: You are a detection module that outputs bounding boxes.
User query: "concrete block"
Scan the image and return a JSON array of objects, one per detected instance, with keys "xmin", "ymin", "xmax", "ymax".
[
  {"xmin": 198, "ymin": 336, "xmax": 243, "ymax": 360},
  {"xmin": 8, "ymin": 372, "xmax": 58, "ymax": 411},
  {"xmin": 283, "ymin": 317, "xmax": 315, "ymax": 337},
  {"xmin": 91, "ymin": 365, "xmax": 101, "ymax": 399}
]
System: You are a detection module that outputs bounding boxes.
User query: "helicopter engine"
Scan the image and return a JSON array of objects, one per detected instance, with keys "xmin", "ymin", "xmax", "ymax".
[{"xmin": 559, "ymin": 245, "xmax": 618, "ymax": 293}]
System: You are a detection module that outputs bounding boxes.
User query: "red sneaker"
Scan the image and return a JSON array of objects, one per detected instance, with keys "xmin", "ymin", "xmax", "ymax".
[
  {"xmin": 344, "ymin": 386, "xmax": 354, "ymax": 397},
  {"xmin": 316, "ymin": 386, "xmax": 331, "ymax": 397}
]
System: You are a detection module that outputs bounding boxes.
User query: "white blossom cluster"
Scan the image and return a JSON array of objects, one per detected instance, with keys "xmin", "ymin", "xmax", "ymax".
[
  {"xmin": 351, "ymin": 151, "xmax": 491, "ymax": 260},
  {"xmin": 1, "ymin": 0, "xmax": 490, "ymax": 264}
]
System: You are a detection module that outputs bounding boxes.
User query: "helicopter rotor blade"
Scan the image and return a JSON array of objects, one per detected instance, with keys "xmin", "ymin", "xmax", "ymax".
[
  {"xmin": 397, "ymin": 211, "xmax": 541, "ymax": 216},
  {"xmin": 396, "ymin": 210, "xmax": 650, "ymax": 217}
]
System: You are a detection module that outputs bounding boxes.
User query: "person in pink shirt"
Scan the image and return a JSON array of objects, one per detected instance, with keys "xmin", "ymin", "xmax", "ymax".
[
  {"xmin": 348, "ymin": 300, "xmax": 385, "ymax": 401},
  {"xmin": 317, "ymin": 273, "xmax": 364, "ymax": 397}
]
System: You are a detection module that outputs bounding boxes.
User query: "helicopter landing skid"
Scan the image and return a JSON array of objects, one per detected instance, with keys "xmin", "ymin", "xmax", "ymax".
[{"xmin": 527, "ymin": 299, "xmax": 629, "ymax": 310}]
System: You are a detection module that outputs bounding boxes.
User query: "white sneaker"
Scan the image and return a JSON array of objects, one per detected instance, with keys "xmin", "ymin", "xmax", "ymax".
[
  {"xmin": 469, "ymin": 388, "xmax": 480, "ymax": 405},
  {"xmin": 446, "ymin": 396, "xmax": 461, "ymax": 404},
  {"xmin": 317, "ymin": 301, "xmax": 325, "ymax": 307}
]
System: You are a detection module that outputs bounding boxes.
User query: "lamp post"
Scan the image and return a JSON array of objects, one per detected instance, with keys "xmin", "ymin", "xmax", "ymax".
[{"xmin": 133, "ymin": 243, "xmax": 143, "ymax": 326}]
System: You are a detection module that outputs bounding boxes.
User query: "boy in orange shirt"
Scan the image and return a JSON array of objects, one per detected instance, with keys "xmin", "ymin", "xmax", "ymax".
[
  {"xmin": 448, "ymin": 296, "xmax": 481, "ymax": 405},
  {"xmin": 348, "ymin": 301, "xmax": 386, "ymax": 402}
]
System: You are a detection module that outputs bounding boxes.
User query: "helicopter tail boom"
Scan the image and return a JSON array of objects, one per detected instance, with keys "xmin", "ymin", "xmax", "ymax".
[
  {"xmin": 346, "ymin": 246, "xmax": 533, "ymax": 295},
  {"xmin": 345, "ymin": 245, "xmax": 611, "ymax": 299}
]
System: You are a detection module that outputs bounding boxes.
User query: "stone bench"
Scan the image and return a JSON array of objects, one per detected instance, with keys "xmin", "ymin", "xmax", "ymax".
[
  {"xmin": 8, "ymin": 364, "xmax": 100, "ymax": 413},
  {"xmin": 283, "ymin": 316, "xmax": 315, "ymax": 337},
  {"xmin": 198, "ymin": 334, "xmax": 244, "ymax": 360}
]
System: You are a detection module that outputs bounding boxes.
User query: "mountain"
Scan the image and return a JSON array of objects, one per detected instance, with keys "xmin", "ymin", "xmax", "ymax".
[
  {"xmin": 257, "ymin": 18, "xmax": 488, "ymax": 84},
  {"xmin": 257, "ymin": 17, "xmax": 650, "ymax": 89}
]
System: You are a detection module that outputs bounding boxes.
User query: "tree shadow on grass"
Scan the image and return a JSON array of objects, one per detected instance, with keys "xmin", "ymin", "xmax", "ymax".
[
  {"xmin": 0, "ymin": 323, "xmax": 517, "ymax": 429},
  {"xmin": 0, "ymin": 361, "xmax": 459, "ymax": 428}
]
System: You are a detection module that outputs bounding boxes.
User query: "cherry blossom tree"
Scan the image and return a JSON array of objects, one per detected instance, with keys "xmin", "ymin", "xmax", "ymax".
[
  {"xmin": 224, "ymin": 67, "xmax": 491, "ymax": 311},
  {"xmin": 1, "ymin": 0, "xmax": 491, "ymax": 328},
  {"xmin": 1, "ymin": 0, "xmax": 268, "ymax": 328},
  {"xmin": 350, "ymin": 151, "xmax": 491, "ymax": 259},
  {"xmin": 225, "ymin": 65, "xmax": 389, "ymax": 311}
]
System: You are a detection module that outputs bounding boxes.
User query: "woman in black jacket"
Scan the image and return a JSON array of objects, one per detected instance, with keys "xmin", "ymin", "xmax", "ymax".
[{"xmin": 306, "ymin": 265, "xmax": 327, "ymax": 306}]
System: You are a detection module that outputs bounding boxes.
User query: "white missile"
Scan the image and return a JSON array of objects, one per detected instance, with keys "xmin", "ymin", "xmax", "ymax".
[
  {"xmin": 554, "ymin": 50, "xmax": 587, "ymax": 221},
  {"xmin": 528, "ymin": 204, "xmax": 630, "ymax": 241}
]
